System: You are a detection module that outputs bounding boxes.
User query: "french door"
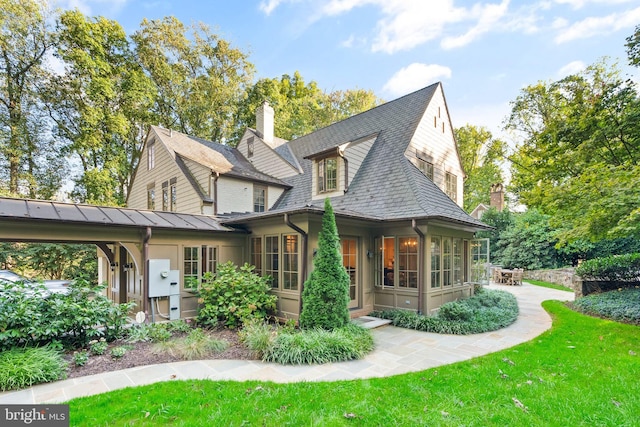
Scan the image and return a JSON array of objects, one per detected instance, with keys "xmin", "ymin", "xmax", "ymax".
[{"xmin": 341, "ymin": 237, "xmax": 359, "ymax": 308}]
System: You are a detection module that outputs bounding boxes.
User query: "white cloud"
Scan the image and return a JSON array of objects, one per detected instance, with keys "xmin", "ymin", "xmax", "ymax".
[
  {"xmin": 54, "ymin": 0, "xmax": 128, "ymax": 15},
  {"xmin": 553, "ymin": 0, "xmax": 633, "ymax": 10},
  {"xmin": 382, "ymin": 63, "xmax": 452, "ymax": 97},
  {"xmin": 441, "ymin": 0, "xmax": 510, "ymax": 49},
  {"xmin": 259, "ymin": 0, "xmax": 285, "ymax": 15},
  {"xmin": 557, "ymin": 60, "xmax": 586, "ymax": 77},
  {"xmin": 555, "ymin": 6, "xmax": 640, "ymax": 43}
]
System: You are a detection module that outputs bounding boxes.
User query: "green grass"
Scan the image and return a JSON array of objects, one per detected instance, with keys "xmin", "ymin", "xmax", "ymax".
[
  {"xmin": 526, "ymin": 279, "xmax": 574, "ymax": 292},
  {"xmin": 68, "ymin": 301, "xmax": 640, "ymax": 426}
]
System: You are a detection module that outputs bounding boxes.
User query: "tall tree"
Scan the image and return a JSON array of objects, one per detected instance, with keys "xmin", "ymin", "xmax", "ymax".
[
  {"xmin": 47, "ymin": 10, "xmax": 154, "ymax": 205},
  {"xmin": 506, "ymin": 59, "xmax": 640, "ymax": 243},
  {"xmin": 299, "ymin": 198, "xmax": 350, "ymax": 331},
  {"xmin": 454, "ymin": 125, "xmax": 506, "ymax": 212},
  {"xmin": 133, "ymin": 17, "xmax": 254, "ymax": 144},
  {"xmin": 0, "ymin": 0, "xmax": 63, "ymax": 198},
  {"xmin": 233, "ymin": 72, "xmax": 381, "ymax": 143}
]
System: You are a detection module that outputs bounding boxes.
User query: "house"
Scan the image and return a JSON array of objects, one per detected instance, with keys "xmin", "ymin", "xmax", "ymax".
[
  {"xmin": 121, "ymin": 82, "xmax": 490, "ymax": 320},
  {"xmin": 470, "ymin": 183, "xmax": 505, "ymax": 219}
]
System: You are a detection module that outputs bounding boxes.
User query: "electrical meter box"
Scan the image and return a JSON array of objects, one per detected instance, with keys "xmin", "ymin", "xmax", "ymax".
[{"xmin": 148, "ymin": 259, "xmax": 171, "ymax": 298}]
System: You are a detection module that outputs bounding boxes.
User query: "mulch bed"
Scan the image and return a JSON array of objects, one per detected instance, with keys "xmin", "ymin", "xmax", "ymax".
[{"xmin": 64, "ymin": 328, "xmax": 257, "ymax": 379}]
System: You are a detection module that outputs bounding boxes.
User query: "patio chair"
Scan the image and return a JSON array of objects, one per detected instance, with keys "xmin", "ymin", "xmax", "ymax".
[{"xmin": 509, "ymin": 268, "xmax": 524, "ymax": 286}]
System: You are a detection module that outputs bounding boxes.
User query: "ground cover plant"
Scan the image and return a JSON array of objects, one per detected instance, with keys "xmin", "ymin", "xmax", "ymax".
[
  {"xmin": 0, "ymin": 345, "xmax": 67, "ymax": 391},
  {"xmin": 371, "ymin": 288, "xmax": 518, "ymax": 334},
  {"xmin": 572, "ymin": 287, "xmax": 640, "ymax": 325},
  {"xmin": 67, "ymin": 301, "xmax": 640, "ymax": 426},
  {"xmin": 240, "ymin": 321, "xmax": 374, "ymax": 364},
  {"xmin": 526, "ymin": 279, "xmax": 574, "ymax": 292}
]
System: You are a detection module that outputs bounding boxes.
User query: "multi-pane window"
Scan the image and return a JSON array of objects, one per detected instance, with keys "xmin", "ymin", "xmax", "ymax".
[
  {"xmin": 247, "ymin": 136, "xmax": 254, "ymax": 158},
  {"xmin": 147, "ymin": 186, "xmax": 155, "ymax": 210},
  {"xmin": 205, "ymin": 246, "xmax": 217, "ymax": 275},
  {"xmin": 318, "ymin": 157, "xmax": 337, "ymax": 193},
  {"xmin": 282, "ymin": 234, "xmax": 299, "ymax": 291},
  {"xmin": 453, "ymin": 238, "xmax": 462, "ymax": 285},
  {"xmin": 431, "ymin": 237, "xmax": 441, "ymax": 288},
  {"xmin": 265, "ymin": 236, "xmax": 279, "ymax": 288},
  {"xmin": 147, "ymin": 143, "xmax": 155, "ymax": 170},
  {"xmin": 398, "ymin": 237, "xmax": 418, "ymax": 288},
  {"xmin": 251, "ymin": 237, "xmax": 262, "ymax": 276},
  {"xmin": 445, "ymin": 172, "xmax": 457, "ymax": 201},
  {"xmin": 417, "ymin": 159, "xmax": 434, "ymax": 181},
  {"xmin": 170, "ymin": 179, "xmax": 177, "ymax": 212},
  {"xmin": 183, "ymin": 247, "xmax": 199, "ymax": 289},
  {"xmin": 443, "ymin": 238, "xmax": 452, "ymax": 287},
  {"xmin": 253, "ymin": 185, "xmax": 266, "ymax": 212},
  {"xmin": 162, "ymin": 182, "xmax": 168, "ymax": 211}
]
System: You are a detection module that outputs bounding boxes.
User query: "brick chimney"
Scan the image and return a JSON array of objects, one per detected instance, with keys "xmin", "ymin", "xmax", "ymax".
[
  {"xmin": 490, "ymin": 183, "xmax": 504, "ymax": 211},
  {"xmin": 256, "ymin": 101, "xmax": 274, "ymax": 145}
]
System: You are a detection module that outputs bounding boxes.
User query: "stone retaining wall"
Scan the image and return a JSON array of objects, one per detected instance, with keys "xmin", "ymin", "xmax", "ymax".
[{"xmin": 524, "ymin": 268, "xmax": 579, "ymax": 290}]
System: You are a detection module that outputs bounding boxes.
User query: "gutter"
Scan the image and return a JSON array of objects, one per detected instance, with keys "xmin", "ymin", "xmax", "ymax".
[
  {"xmin": 143, "ymin": 227, "xmax": 152, "ymax": 317},
  {"xmin": 284, "ymin": 213, "xmax": 308, "ymax": 315},
  {"xmin": 412, "ymin": 219, "xmax": 425, "ymax": 315},
  {"xmin": 338, "ymin": 148, "xmax": 349, "ymax": 193},
  {"xmin": 212, "ymin": 172, "xmax": 219, "ymax": 215}
]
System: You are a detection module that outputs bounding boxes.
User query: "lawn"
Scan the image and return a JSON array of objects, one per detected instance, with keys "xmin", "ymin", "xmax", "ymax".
[
  {"xmin": 68, "ymin": 301, "xmax": 640, "ymax": 426},
  {"xmin": 526, "ymin": 279, "xmax": 574, "ymax": 292}
]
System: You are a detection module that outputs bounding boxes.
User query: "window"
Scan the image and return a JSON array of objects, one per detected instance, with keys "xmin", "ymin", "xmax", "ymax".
[
  {"xmin": 170, "ymin": 178, "xmax": 177, "ymax": 211},
  {"xmin": 318, "ymin": 157, "xmax": 337, "ymax": 193},
  {"xmin": 443, "ymin": 238, "xmax": 452, "ymax": 287},
  {"xmin": 431, "ymin": 237, "xmax": 441, "ymax": 288},
  {"xmin": 265, "ymin": 236, "xmax": 279, "ymax": 288},
  {"xmin": 184, "ymin": 246, "xmax": 199, "ymax": 289},
  {"xmin": 282, "ymin": 234, "xmax": 299, "ymax": 291},
  {"xmin": 398, "ymin": 237, "xmax": 418, "ymax": 288},
  {"xmin": 445, "ymin": 172, "xmax": 457, "ymax": 201},
  {"xmin": 253, "ymin": 185, "xmax": 266, "ymax": 212},
  {"xmin": 247, "ymin": 136, "xmax": 254, "ymax": 158},
  {"xmin": 147, "ymin": 185, "xmax": 155, "ymax": 210},
  {"xmin": 162, "ymin": 182, "xmax": 168, "ymax": 211},
  {"xmin": 417, "ymin": 159, "xmax": 434, "ymax": 181},
  {"xmin": 251, "ymin": 237, "xmax": 262, "ymax": 276},
  {"xmin": 204, "ymin": 246, "xmax": 217, "ymax": 275},
  {"xmin": 453, "ymin": 238, "xmax": 462, "ymax": 285},
  {"xmin": 374, "ymin": 236, "xmax": 397, "ymax": 288},
  {"xmin": 147, "ymin": 143, "xmax": 155, "ymax": 170}
]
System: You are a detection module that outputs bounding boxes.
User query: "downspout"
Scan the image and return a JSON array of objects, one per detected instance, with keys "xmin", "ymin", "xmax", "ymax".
[
  {"xmin": 412, "ymin": 219, "xmax": 425, "ymax": 315},
  {"xmin": 284, "ymin": 213, "xmax": 308, "ymax": 315},
  {"xmin": 212, "ymin": 172, "xmax": 219, "ymax": 215},
  {"xmin": 338, "ymin": 148, "xmax": 349, "ymax": 193},
  {"xmin": 143, "ymin": 227, "xmax": 152, "ymax": 318}
]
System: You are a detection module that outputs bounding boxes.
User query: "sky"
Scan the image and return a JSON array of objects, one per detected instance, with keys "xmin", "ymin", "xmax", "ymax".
[{"xmin": 54, "ymin": 0, "xmax": 640, "ymax": 143}]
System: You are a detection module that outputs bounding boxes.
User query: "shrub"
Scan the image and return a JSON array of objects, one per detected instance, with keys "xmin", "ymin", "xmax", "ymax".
[
  {"xmin": 110, "ymin": 346, "xmax": 129, "ymax": 359},
  {"xmin": 262, "ymin": 323, "xmax": 374, "ymax": 365},
  {"xmin": 153, "ymin": 328, "xmax": 228, "ymax": 360},
  {"xmin": 576, "ymin": 253, "xmax": 640, "ymax": 282},
  {"xmin": 371, "ymin": 289, "xmax": 518, "ymax": 335},
  {"xmin": 73, "ymin": 351, "xmax": 89, "ymax": 366},
  {"xmin": 0, "ymin": 346, "xmax": 67, "ymax": 391},
  {"xmin": 197, "ymin": 262, "xmax": 277, "ymax": 328},
  {"xmin": 0, "ymin": 280, "xmax": 135, "ymax": 350},
  {"xmin": 89, "ymin": 339, "xmax": 108, "ymax": 355},
  {"xmin": 299, "ymin": 198, "xmax": 350, "ymax": 331},
  {"xmin": 572, "ymin": 288, "xmax": 640, "ymax": 324}
]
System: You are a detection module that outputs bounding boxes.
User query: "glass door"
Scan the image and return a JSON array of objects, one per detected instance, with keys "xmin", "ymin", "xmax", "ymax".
[
  {"xmin": 342, "ymin": 238, "xmax": 359, "ymax": 308},
  {"xmin": 471, "ymin": 238, "xmax": 490, "ymax": 284}
]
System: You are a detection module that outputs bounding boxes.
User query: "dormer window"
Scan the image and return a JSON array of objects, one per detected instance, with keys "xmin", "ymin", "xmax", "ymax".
[
  {"xmin": 247, "ymin": 136, "xmax": 254, "ymax": 158},
  {"xmin": 318, "ymin": 157, "xmax": 337, "ymax": 193}
]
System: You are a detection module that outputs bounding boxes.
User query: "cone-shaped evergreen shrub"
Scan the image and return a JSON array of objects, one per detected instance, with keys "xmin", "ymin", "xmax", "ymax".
[{"xmin": 299, "ymin": 198, "xmax": 351, "ymax": 330}]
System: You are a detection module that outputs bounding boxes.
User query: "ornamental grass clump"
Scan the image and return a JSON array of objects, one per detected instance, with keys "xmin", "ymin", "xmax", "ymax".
[
  {"xmin": 299, "ymin": 198, "xmax": 350, "ymax": 331},
  {"xmin": 0, "ymin": 346, "xmax": 67, "ymax": 391}
]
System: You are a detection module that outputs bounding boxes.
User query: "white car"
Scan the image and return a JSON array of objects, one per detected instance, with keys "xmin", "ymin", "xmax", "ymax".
[{"xmin": 0, "ymin": 270, "xmax": 71, "ymax": 295}]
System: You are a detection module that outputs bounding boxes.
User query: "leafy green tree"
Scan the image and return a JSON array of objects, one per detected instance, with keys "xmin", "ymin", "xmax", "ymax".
[
  {"xmin": 506, "ymin": 59, "xmax": 640, "ymax": 244},
  {"xmin": 454, "ymin": 125, "xmax": 506, "ymax": 212},
  {"xmin": 232, "ymin": 72, "xmax": 381, "ymax": 143},
  {"xmin": 498, "ymin": 209, "xmax": 562, "ymax": 270},
  {"xmin": 475, "ymin": 208, "xmax": 514, "ymax": 265},
  {"xmin": 46, "ymin": 10, "xmax": 154, "ymax": 205},
  {"xmin": 132, "ymin": 16, "xmax": 254, "ymax": 144},
  {"xmin": 0, "ymin": 0, "xmax": 64, "ymax": 198},
  {"xmin": 299, "ymin": 198, "xmax": 350, "ymax": 331}
]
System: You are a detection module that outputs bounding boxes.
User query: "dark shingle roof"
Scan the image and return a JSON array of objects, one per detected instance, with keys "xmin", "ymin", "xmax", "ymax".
[{"xmin": 261, "ymin": 83, "xmax": 488, "ymax": 229}]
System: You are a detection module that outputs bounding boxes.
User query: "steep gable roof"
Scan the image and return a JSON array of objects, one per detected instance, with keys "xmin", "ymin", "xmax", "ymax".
[
  {"xmin": 252, "ymin": 83, "xmax": 488, "ymax": 229},
  {"xmin": 151, "ymin": 126, "xmax": 289, "ymax": 188}
]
